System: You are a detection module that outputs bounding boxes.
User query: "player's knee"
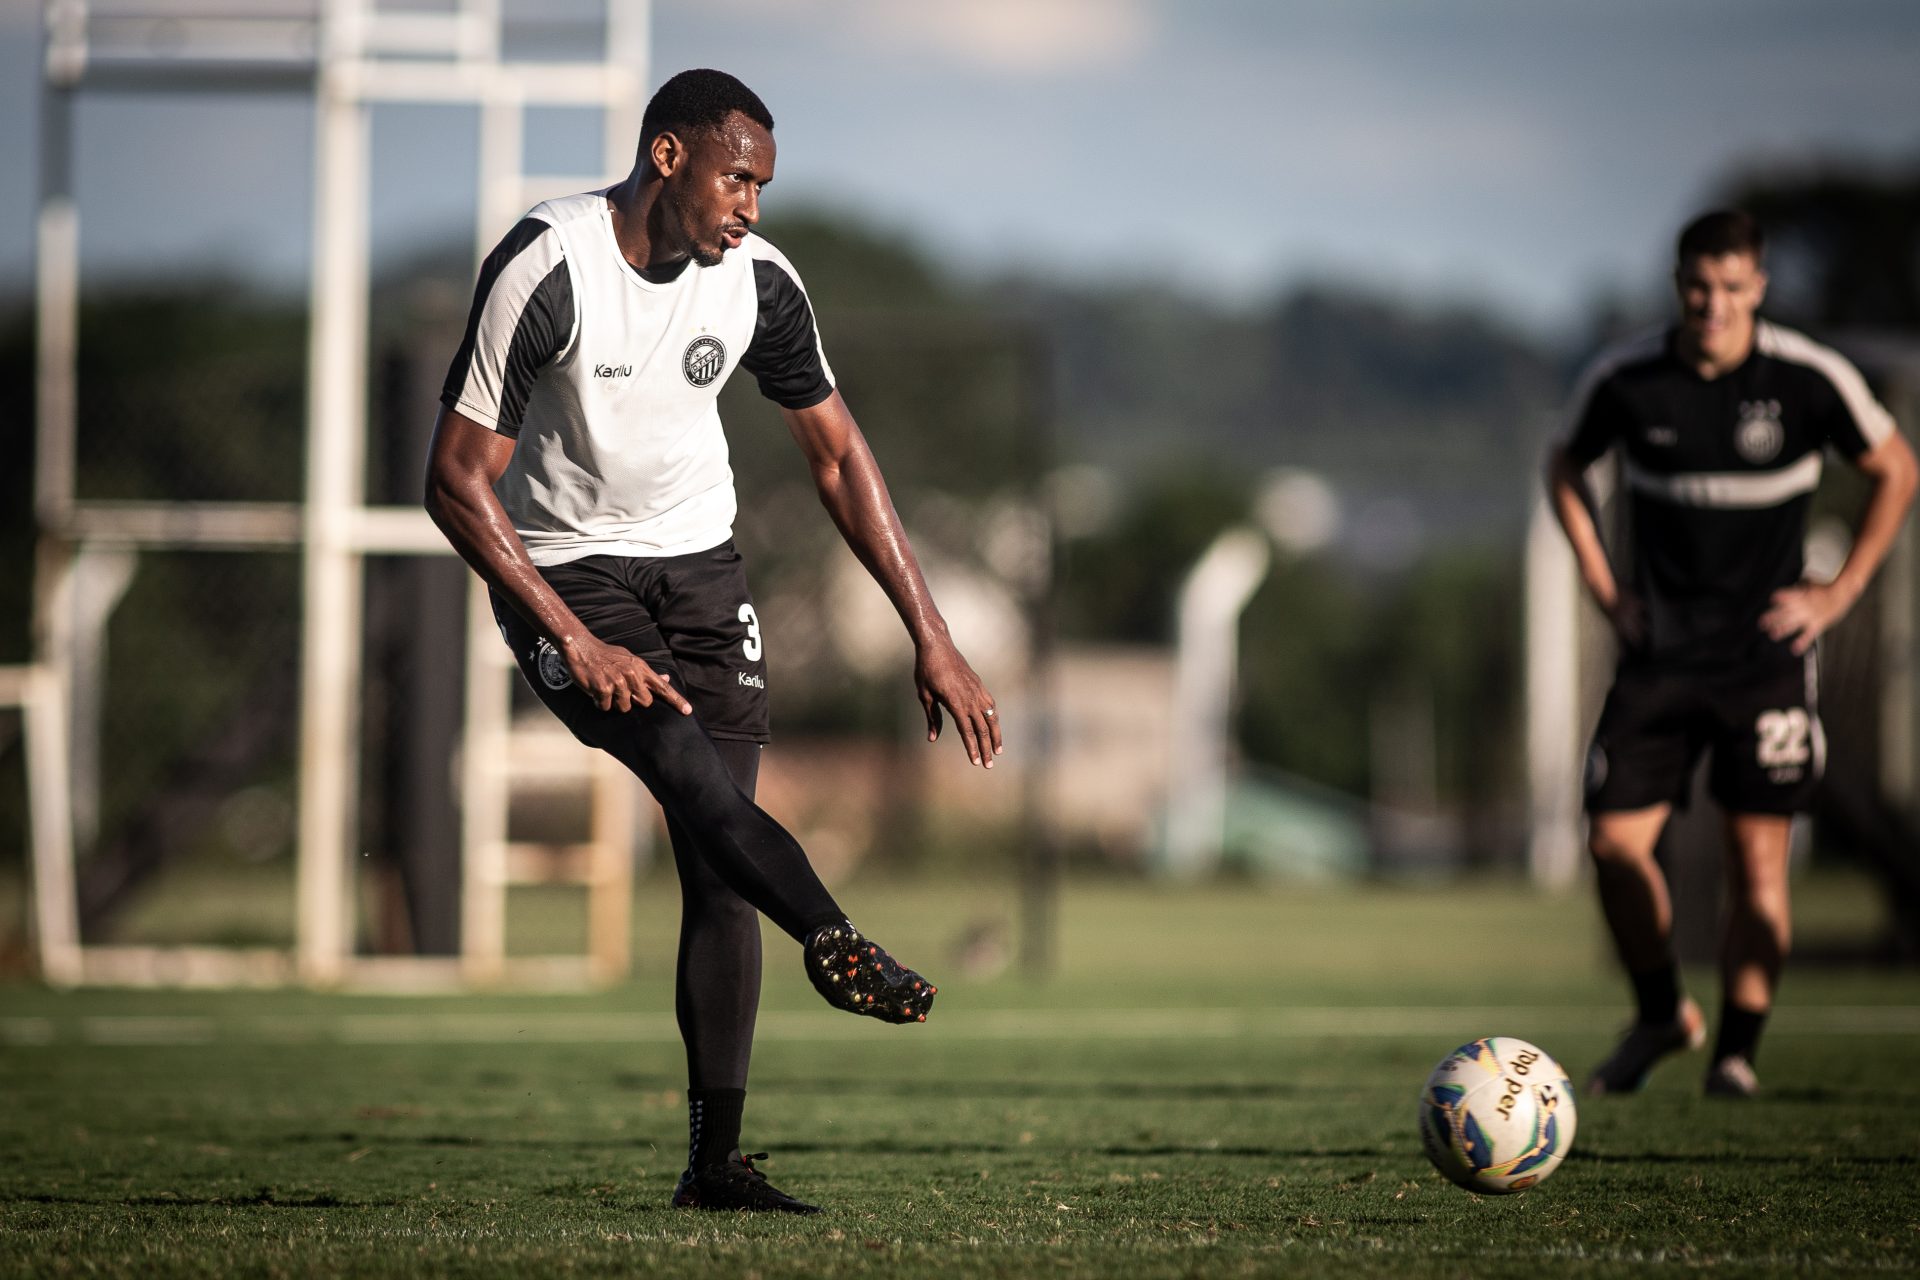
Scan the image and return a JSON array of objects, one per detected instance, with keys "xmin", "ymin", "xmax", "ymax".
[
  {"xmin": 1729, "ymin": 882, "xmax": 1792, "ymax": 947},
  {"xmin": 685, "ymin": 888, "xmax": 759, "ymax": 938},
  {"xmin": 1587, "ymin": 827, "xmax": 1656, "ymax": 871}
]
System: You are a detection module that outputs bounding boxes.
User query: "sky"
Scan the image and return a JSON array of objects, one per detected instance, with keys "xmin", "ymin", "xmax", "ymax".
[{"xmin": 2, "ymin": 0, "xmax": 1918, "ymax": 335}]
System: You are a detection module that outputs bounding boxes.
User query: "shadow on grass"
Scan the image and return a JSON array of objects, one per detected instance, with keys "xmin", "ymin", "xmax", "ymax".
[
  {"xmin": 613, "ymin": 1073, "xmax": 1312, "ymax": 1102},
  {"xmin": 2, "ymin": 1189, "xmax": 400, "ymax": 1208},
  {"xmin": 279, "ymin": 1130, "xmax": 1390, "ymax": 1161},
  {"xmin": 1568, "ymin": 1149, "xmax": 1917, "ymax": 1168}
]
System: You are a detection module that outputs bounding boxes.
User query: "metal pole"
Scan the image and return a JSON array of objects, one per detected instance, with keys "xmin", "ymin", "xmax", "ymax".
[
  {"xmin": 297, "ymin": 0, "xmax": 372, "ymax": 984},
  {"xmin": 1020, "ymin": 337, "xmax": 1059, "ymax": 974},
  {"xmin": 30, "ymin": 0, "xmax": 85, "ymax": 984}
]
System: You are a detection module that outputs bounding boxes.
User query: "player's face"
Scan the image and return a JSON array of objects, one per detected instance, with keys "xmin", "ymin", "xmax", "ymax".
[
  {"xmin": 662, "ymin": 113, "xmax": 775, "ymax": 267},
  {"xmin": 1674, "ymin": 251, "xmax": 1766, "ymax": 362}
]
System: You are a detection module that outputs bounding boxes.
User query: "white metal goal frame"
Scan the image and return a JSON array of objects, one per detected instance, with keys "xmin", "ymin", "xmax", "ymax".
[{"xmin": 27, "ymin": 0, "xmax": 651, "ymax": 988}]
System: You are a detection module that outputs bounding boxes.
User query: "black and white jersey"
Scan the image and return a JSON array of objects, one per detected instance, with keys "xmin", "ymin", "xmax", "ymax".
[
  {"xmin": 441, "ymin": 190, "xmax": 836, "ymax": 565},
  {"xmin": 1564, "ymin": 321, "xmax": 1897, "ymax": 665}
]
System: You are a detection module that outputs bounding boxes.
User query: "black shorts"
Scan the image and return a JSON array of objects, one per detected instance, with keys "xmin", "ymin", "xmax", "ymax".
[
  {"xmin": 491, "ymin": 540, "xmax": 771, "ymax": 744},
  {"xmin": 1584, "ymin": 652, "xmax": 1823, "ymax": 816}
]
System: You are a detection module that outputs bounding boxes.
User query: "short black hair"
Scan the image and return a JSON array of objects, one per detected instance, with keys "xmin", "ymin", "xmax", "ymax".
[
  {"xmin": 639, "ymin": 69, "xmax": 773, "ymax": 151},
  {"xmin": 1677, "ymin": 210, "xmax": 1764, "ymax": 264}
]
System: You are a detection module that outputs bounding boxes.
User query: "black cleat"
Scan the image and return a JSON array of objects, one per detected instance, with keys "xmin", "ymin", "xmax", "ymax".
[
  {"xmin": 803, "ymin": 920, "xmax": 937, "ymax": 1024},
  {"xmin": 671, "ymin": 1152, "xmax": 822, "ymax": 1214},
  {"xmin": 1586, "ymin": 997, "xmax": 1706, "ymax": 1096}
]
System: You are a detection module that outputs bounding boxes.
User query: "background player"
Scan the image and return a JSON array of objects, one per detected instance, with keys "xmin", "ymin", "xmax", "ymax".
[
  {"xmin": 1546, "ymin": 210, "xmax": 1917, "ymax": 1098},
  {"xmin": 425, "ymin": 69, "xmax": 1001, "ymax": 1211}
]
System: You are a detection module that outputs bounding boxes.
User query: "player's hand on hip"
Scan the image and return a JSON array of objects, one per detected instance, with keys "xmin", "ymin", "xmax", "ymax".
[
  {"xmin": 915, "ymin": 642, "xmax": 1002, "ymax": 769},
  {"xmin": 1761, "ymin": 580, "xmax": 1853, "ymax": 655},
  {"xmin": 566, "ymin": 635, "xmax": 694, "ymax": 715}
]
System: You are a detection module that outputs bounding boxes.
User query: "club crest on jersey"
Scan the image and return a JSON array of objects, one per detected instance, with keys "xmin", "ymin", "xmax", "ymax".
[
  {"xmin": 1735, "ymin": 399, "xmax": 1784, "ymax": 463},
  {"xmin": 682, "ymin": 335, "xmax": 727, "ymax": 388},
  {"xmin": 534, "ymin": 638, "xmax": 572, "ymax": 691}
]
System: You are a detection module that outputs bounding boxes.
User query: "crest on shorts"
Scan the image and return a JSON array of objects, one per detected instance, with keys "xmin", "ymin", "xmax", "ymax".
[
  {"xmin": 1583, "ymin": 743, "xmax": 1609, "ymax": 796},
  {"xmin": 1734, "ymin": 399, "xmax": 1784, "ymax": 463},
  {"xmin": 682, "ymin": 335, "xmax": 726, "ymax": 388},
  {"xmin": 535, "ymin": 639, "xmax": 573, "ymax": 690}
]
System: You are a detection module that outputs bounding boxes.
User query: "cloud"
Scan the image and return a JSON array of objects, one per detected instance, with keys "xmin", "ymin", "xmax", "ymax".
[
  {"xmin": 705, "ymin": 0, "xmax": 1154, "ymax": 75},
  {"xmin": 863, "ymin": 0, "xmax": 1151, "ymax": 73}
]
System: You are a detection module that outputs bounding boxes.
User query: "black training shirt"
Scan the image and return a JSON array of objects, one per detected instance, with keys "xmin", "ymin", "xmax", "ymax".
[{"xmin": 1564, "ymin": 321, "xmax": 1896, "ymax": 666}]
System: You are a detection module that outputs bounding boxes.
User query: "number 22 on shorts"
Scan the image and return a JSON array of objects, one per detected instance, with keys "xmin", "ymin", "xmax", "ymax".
[{"xmin": 1754, "ymin": 708, "xmax": 1810, "ymax": 768}]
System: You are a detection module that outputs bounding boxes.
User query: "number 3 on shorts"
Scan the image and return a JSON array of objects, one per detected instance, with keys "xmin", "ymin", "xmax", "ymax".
[
  {"xmin": 1754, "ymin": 708, "xmax": 1810, "ymax": 768},
  {"xmin": 738, "ymin": 603, "xmax": 763, "ymax": 662}
]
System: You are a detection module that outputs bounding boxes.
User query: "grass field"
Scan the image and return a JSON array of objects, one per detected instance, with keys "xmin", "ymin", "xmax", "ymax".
[{"xmin": 3, "ymin": 873, "xmax": 1918, "ymax": 1277}]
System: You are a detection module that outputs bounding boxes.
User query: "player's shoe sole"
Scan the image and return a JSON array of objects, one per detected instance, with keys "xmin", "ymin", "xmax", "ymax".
[
  {"xmin": 671, "ymin": 1153, "xmax": 822, "ymax": 1214},
  {"xmin": 1703, "ymin": 1054, "xmax": 1761, "ymax": 1099},
  {"xmin": 1586, "ymin": 996, "xmax": 1706, "ymax": 1096},
  {"xmin": 803, "ymin": 921, "xmax": 936, "ymax": 1024}
]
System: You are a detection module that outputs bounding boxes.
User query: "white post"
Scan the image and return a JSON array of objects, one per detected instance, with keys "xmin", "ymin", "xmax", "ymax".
[
  {"xmin": 32, "ymin": 2, "xmax": 84, "ymax": 986},
  {"xmin": 297, "ymin": 0, "xmax": 372, "ymax": 984},
  {"xmin": 1163, "ymin": 527, "xmax": 1271, "ymax": 876},
  {"xmin": 602, "ymin": 0, "xmax": 649, "ymax": 182},
  {"xmin": 23, "ymin": 661, "xmax": 81, "ymax": 987},
  {"xmin": 66, "ymin": 547, "xmax": 139, "ymax": 852},
  {"xmin": 34, "ymin": 182, "xmax": 77, "ymax": 532},
  {"xmin": 1880, "ymin": 515, "xmax": 1915, "ymax": 807},
  {"xmin": 1525, "ymin": 493, "xmax": 1584, "ymax": 889}
]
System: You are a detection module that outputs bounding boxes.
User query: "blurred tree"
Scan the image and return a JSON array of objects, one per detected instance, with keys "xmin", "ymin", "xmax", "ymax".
[
  {"xmin": 1720, "ymin": 165, "xmax": 1920, "ymax": 330},
  {"xmin": 1055, "ymin": 466, "xmax": 1252, "ymax": 645}
]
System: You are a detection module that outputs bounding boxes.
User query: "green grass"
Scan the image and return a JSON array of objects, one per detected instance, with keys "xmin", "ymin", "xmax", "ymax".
[{"xmin": 2, "ymin": 874, "xmax": 1917, "ymax": 1277}]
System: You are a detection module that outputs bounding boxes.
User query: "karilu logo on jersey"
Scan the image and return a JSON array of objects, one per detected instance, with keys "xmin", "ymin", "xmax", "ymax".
[
  {"xmin": 1735, "ymin": 399, "xmax": 1784, "ymax": 463},
  {"xmin": 683, "ymin": 335, "xmax": 726, "ymax": 388}
]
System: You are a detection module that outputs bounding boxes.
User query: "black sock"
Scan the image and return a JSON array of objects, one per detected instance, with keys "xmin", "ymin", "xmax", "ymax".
[
  {"xmin": 1629, "ymin": 962, "xmax": 1681, "ymax": 1025},
  {"xmin": 1713, "ymin": 1004, "xmax": 1768, "ymax": 1066},
  {"xmin": 687, "ymin": 1088, "xmax": 745, "ymax": 1171}
]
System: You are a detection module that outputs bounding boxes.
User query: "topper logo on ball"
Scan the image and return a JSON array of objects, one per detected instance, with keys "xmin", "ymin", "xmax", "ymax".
[{"xmin": 682, "ymin": 335, "xmax": 726, "ymax": 388}]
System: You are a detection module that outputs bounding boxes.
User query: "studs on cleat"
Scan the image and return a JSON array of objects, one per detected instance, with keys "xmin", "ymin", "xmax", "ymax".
[{"xmin": 805, "ymin": 922, "xmax": 934, "ymax": 1026}]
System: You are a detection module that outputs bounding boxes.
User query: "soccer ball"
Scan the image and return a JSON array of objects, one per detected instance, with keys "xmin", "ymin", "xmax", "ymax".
[{"xmin": 1418, "ymin": 1036, "xmax": 1577, "ymax": 1194}]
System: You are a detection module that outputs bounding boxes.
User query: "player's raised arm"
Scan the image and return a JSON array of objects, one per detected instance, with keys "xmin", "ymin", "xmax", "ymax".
[
  {"xmin": 424, "ymin": 407, "xmax": 691, "ymax": 716},
  {"xmin": 780, "ymin": 391, "xmax": 1003, "ymax": 769}
]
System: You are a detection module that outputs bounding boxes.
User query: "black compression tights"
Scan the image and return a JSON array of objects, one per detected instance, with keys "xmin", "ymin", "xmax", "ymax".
[
  {"xmin": 670, "ymin": 738, "xmax": 766, "ymax": 1091},
  {"xmin": 581, "ymin": 703, "xmax": 846, "ymax": 1088}
]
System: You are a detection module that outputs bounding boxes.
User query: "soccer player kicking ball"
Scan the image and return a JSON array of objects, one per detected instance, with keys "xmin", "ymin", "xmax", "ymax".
[
  {"xmin": 426, "ymin": 69, "xmax": 1002, "ymax": 1211},
  {"xmin": 1548, "ymin": 211, "xmax": 1916, "ymax": 1098}
]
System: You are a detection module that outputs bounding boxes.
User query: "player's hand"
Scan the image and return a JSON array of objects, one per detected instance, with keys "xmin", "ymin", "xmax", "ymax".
[
  {"xmin": 564, "ymin": 634, "xmax": 693, "ymax": 715},
  {"xmin": 1760, "ymin": 580, "xmax": 1854, "ymax": 655},
  {"xmin": 915, "ymin": 641, "xmax": 1002, "ymax": 769},
  {"xmin": 1603, "ymin": 589, "xmax": 1648, "ymax": 651}
]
